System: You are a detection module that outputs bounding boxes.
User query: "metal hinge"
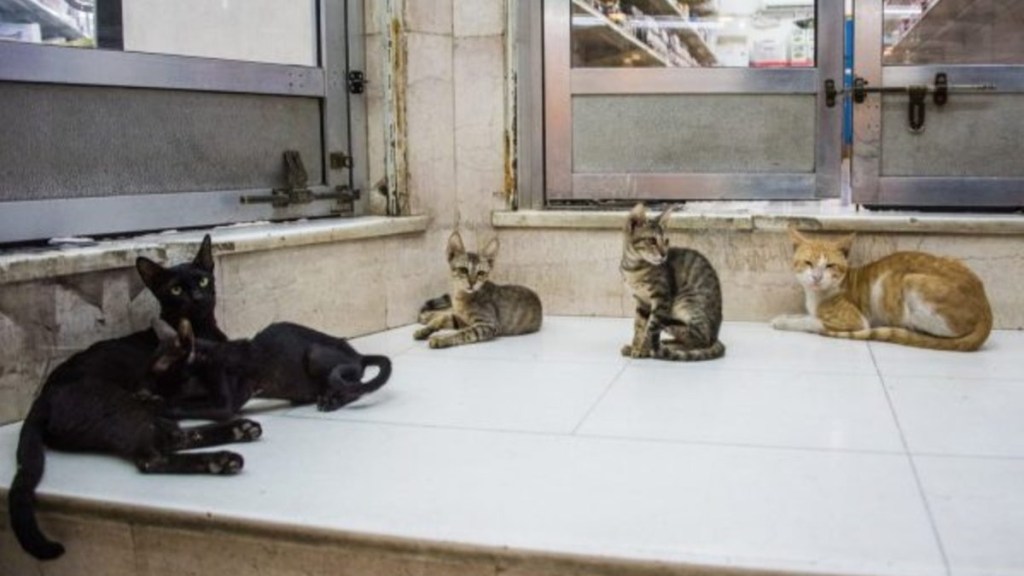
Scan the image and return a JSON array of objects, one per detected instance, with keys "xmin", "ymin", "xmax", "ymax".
[
  {"xmin": 347, "ymin": 71, "xmax": 365, "ymax": 94},
  {"xmin": 329, "ymin": 151, "xmax": 353, "ymax": 170}
]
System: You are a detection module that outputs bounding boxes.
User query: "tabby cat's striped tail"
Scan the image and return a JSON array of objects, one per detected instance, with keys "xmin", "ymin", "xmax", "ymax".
[
  {"xmin": 656, "ymin": 340, "xmax": 726, "ymax": 362},
  {"xmin": 823, "ymin": 315, "xmax": 992, "ymax": 352}
]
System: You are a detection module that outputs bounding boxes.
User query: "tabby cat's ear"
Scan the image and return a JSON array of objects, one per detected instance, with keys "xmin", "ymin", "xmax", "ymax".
[
  {"xmin": 627, "ymin": 203, "xmax": 646, "ymax": 231},
  {"xmin": 835, "ymin": 233, "xmax": 856, "ymax": 257},
  {"xmin": 447, "ymin": 231, "xmax": 466, "ymax": 262},
  {"xmin": 788, "ymin": 227, "xmax": 810, "ymax": 249},
  {"xmin": 481, "ymin": 237, "xmax": 500, "ymax": 264},
  {"xmin": 136, "ymin": 257, "xmax": 168, "ymax": 290},
  {"xmin": 193, "ymin": 234, "xmax": 215, "ymax": 272},
  {"xmin": 657, "ymin": 204, "xmax": 679, "ymax": 229}
]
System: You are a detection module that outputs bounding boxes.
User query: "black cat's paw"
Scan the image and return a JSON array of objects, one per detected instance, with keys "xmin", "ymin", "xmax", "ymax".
[
  {"xmin": 317, "ymin": 392, "xmax": 359, "ymax": 412},
  {"xmin": 207, "ymin": 451, "xmax": 244, "ymax": 475},
  {"xmin": 232, "ymin": 419, "xmax": 262, "ymax": 442}
]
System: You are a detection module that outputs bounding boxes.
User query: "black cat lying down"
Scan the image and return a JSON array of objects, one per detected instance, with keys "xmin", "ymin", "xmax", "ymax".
[
  {"xmin": 8, "ymin": 235, "xmax": 254, "ymax": 561},
  {"xmin": 159, "ymin": 321, "xmax": 393, "ymax": 421},
  {"xmin": 9, "ymin": 320, "xmax": 261, "ymax": 561}
]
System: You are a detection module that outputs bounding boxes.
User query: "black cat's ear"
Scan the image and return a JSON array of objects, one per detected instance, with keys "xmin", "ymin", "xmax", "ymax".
[
  {"xmin": 193, "ymin": 234, "xmax": 215, "ymax": 272},
  {"xmin": 447, "ymin": 231, "xmax": 466, "ymax": 262},
  {"xmin": 627, "ymin": 203, "xmax": 646, "ymax": 232},
  {"xmin": 481, "ymin": 237, "xmax": 500, "ymax": 264},
  {"xmin": 136, "ymin": 257, "xmax": 168, "ymax": 290},
  {"xmin": 657, "ymin": 204, "xmax": 679, "ymax": 229}
]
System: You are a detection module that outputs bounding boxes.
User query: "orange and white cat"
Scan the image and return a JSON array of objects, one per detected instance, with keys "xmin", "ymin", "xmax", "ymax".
[{"xmin": 771, "ymin": 229, "xmax": 992, "ymax": 351}]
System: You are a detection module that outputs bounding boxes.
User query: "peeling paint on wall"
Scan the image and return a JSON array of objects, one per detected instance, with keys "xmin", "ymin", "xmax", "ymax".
[{"xmin": 383, "ymin": 0, "xmax": 409, "ymax": 216}]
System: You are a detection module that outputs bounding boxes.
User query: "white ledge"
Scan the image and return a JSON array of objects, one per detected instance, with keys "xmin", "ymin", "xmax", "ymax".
[
  {"xmin": 493, "ymin": 209, "xmax": 1024, "ymax": 235},
  {"xmin": 0, "ymin": 216, "xmax": 429, "ymax": 286}
]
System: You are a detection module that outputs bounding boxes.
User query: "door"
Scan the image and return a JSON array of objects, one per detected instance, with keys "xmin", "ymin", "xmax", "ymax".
[
  {"xmin": 852, "ymin": 0, "xmax": 1024, "ymax": 207},
  {"xmin": 542, "ymin": 0, "xmax": 844, "ymax": 204}
]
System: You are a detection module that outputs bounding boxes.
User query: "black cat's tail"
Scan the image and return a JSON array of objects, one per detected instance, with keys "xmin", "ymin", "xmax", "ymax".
[
  {"xmin": 359, "ymin": 355, "xmax": 392, "ymax": 393},
  {"xmin": 8, "ymin": 403, "xmax": 65, "ymax": 560}
]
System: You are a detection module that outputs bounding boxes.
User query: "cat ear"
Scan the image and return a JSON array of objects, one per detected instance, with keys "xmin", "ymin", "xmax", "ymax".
[
  {"xmin": 447, "ymin": 231, "xmax": 466, "ymax": 262},
  {"xmin": 835, "ymin": 233, "xmax": 856, "ymax": 257},
  {"xmin": 152, "ymin": 318, "xmax": 177, "ymax": 342},
  {"xmin": 788, "ymin": 227, "xmax": 810, "ymax": 249},
  {"xmin": 627, "ymin": 203, "xmax": 646, "ymax": 231},
  {"xmin": 136, "ymin": 257, "xmax": 168, "ymax": 290},
  {"xmin": 481, "ymin": 237, "xmax": 500, "ymax": 263},
  {"xmin": 192, "ymin": 234, "xmax": 215, "ymax": 272},
  {"xmin": 657, "ymin": 204, "xmax": 680, "ymax": 229}
]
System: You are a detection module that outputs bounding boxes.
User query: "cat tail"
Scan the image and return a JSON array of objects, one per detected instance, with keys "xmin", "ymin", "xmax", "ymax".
[
  {"xmin": 9, "ymin": 402, "xmax": 65, "ymax": 560},
  {"xmin": 359, "ymin": 355, "xmax": 393, "ymax": 393},
  {"xmin": 419, "ymin": 294, "xmax": 452, "ymax": 312},
  {"xmin": 823, "ymin": 317, "xmax": 992, "ymax": 352},
  {"xmin": 656, "ymin": 340, "xmax": 726, "ymax": 362}
]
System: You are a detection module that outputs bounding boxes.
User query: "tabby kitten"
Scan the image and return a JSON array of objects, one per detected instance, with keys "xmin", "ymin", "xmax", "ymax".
[
  {"xmin": 620, "ymin": 203, "xmax": 725, "ymax": 361},
  {"xmin": 414, "ymin": 231, "xmax": 542, "ymax": 348},
  {"xmin": 772, "ymin": 229, "xmax": 993, "ymax": 351}
]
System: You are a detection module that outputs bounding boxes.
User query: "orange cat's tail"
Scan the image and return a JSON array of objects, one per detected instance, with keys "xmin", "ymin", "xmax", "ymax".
[{"xmin": 822, "ymin": 313, "xmax": 993, "ymax": 352}]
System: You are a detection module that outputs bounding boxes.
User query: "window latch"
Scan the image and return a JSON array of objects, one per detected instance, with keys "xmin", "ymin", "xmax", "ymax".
[{"xmin": 241, "ymin": 151, "xmax": 359, "ymax": 214}]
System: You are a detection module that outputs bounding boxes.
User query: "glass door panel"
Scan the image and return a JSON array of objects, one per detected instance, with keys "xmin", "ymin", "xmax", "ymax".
[
  {"xmin": 546, "ymin": 0, "xmax": 842, "ymax": 203},
  {"xmin": 853, "ymin": 0, "xmax": 1024, "ymax": 207}
]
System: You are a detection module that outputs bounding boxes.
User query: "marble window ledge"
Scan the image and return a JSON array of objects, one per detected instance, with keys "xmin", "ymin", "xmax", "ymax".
[
  {"xmin": 493, "ymin": 205, "xmax": 1024, "ymax": 235},
  {"xmin": 0, "ymin": 216, "xmax": 430, "ymax": 286}
]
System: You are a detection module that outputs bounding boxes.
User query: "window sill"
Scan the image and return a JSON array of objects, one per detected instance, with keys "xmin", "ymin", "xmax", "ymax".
[
  {"xmin": 0, "ymin": 216, "xmax": 429, "ymax": 286},
  {"xmin": 493, "ymin": 204, "xmax": 1024, "ymax": 235}
]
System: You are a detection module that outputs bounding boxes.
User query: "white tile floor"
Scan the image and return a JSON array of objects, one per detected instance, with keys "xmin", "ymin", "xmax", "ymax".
[{"xmin": 2, "ymin": 317, "xmax": 1023, "ymax": 576}]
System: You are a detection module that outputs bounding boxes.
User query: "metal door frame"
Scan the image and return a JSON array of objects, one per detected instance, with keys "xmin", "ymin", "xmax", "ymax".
[
  {"xmin": 540, "ymin": 0, "xmax": 844, "ymax": 205},
  {"xmin": 852, "ymin": 1, "xmax": 1024, "ymax": 207},
  {"xmin": 0, "ymin": 0, "xmax": 366, "ymax": 244}
]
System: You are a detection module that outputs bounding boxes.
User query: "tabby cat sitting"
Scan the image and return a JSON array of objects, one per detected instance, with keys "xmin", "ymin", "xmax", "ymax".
[
  {"xmin": 771, "ymin": 229, "xmax": 992, "ymax": 351},
  {"xmin": 414, "ymin": 231, "xmax": 542, "ymax": 348},
  {"xmin": 620, "ymin": 203, "xmax": 725, "ymax": 361}
]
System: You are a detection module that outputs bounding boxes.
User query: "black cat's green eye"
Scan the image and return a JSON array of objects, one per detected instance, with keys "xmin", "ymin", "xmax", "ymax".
[
  {"xmin": 199, "ymin": 277, "xmax": 210, "ymax": 288},
  {"xmin": 169, "ymin": 286, "xmax": 183, "ymax": 296}
]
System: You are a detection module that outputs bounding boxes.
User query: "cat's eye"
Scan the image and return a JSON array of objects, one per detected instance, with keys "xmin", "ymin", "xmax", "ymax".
[
  {"xmin": 456, "ymin": 267, "xmax": 469, "ymax": 275},
  {"xmin": 199, "ymin": 277, "xmax": 210, "ymax": 288},
  {"xmin": 802, "ymin": 260, "xmax": 813, "ymax": 267},
  {"xmin": 169, "ymin": 286, "xmax": 183, "ymax": 296}
]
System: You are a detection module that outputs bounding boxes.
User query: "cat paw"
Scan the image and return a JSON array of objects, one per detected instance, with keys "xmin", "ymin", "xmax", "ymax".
[
  {"xmin": 232, "ymin": 419, "xmax": 262, "ymax": 442},
  {"xmin": 413, "ymin": 327, "xmax": 433, "ymax": 340},
  {"xmin": 206, "ymin": 451, "xmax": 244, "ymax": 475},
  {"xmin": 620, "ymin": 344, "xmax": 633, "ymax": 357},
  {"xmin": 317, "ymin": 392, "xmax": 359, "ymax": 412},
  {"xmin": 428, "ymin": 336, "xmax": 451, "ymax": 349}
]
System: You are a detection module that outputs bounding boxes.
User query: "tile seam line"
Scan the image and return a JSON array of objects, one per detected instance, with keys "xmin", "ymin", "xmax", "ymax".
[
  {"xmin": 265, "ymin": 412, "xmax": 910, "ymax": 457},
  {"xmin": 869, "ymin": 342, "xmax": 953, "ymax": 576},
  {"xmin": 570, "ymin": 359, "xmax": 633, "ymax": 435}
]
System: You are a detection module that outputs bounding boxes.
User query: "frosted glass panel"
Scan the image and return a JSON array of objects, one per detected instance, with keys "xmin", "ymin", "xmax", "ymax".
[
  {"xmin": 573, "ymin": 94, "xmax": 816, "ymax": 173},
  {"xmin": 123, "ymin": 0, "xmax": 316, "ymax": 66},
  {"xmin": 881, "ymin": 94, "xmax": 1024, "ymax": 177}
]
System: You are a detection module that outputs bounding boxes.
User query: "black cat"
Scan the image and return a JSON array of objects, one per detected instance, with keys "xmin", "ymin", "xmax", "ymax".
[
  {"xmin": 8, "ymin": 236, "xmax": 256, "ymax": 561},
  {"xmin": 161, "ymin": 322, "xmax": 393, "ymax": 421}
]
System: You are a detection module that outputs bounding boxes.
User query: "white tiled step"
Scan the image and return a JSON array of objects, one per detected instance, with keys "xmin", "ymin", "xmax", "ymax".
[{"xmin": 0, "ymin": 317, "xmax": 1022, "ymax": 576}]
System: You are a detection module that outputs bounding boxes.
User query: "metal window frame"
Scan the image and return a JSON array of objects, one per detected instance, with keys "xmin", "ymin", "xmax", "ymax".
[
  {"xmin": 537, "ymin": 0, "xmax": 844, "ymax": 205},
  {"xmin": 0, "ymin": 0, "xmax": 366, "ymax": 243},
  {"xmin": 852, "ymin": 1, "xmax": 1024, "ymax": 207}
]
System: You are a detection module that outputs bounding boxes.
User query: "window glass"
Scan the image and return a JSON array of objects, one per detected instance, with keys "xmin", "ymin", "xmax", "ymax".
[
  {"xmin": 883, "ymin": 0, "xmax": 1024, "ymax": 65},
  {"xmin": 570, "ymin": 0, "xmax": 816, "ymax": 68},
  {"xmin": 0, "ymin": 0, "xmax": 316, "ymax": 66}
]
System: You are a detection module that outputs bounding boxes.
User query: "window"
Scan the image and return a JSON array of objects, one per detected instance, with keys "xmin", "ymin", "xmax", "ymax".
[{"xmin": 0, "ymin": 0, "xmax": 366, "ymax": 244}]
